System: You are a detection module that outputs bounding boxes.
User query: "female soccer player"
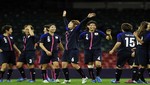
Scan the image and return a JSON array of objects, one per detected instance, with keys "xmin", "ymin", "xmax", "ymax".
[
  {"xmin": 16, "ymin": 25, "xmax": 36, "ymax": 82},
  {"xmin": 39, "ymin": 24, "xmax": 64, "ymax": 83},
  {"xmin": 79, "ymin": 20, "xmax": 112, "ymax": 83},
  {"xmin": 61, "ymin": 10, "xmax": 95, "ymax": 84},
  {"xmin": 109, "ymin": 23, "xmax": 136, "ymax": 83},
  {"xmin": 0, "ymin": 25, "xmax": 21, "ymax": 82}
]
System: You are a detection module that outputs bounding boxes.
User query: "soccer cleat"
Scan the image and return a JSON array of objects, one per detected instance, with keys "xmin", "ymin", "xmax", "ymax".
[
  {"xmin": 111, "ymin": 79, "xmax": 120, "ymax": 83},
  {"xmin": 61, "ymin": 80, "xmax": 71, "ymax": 84},
  {"xmin": 91, "ymin": 79, "xmax": 96, "ymax": 83},
  {"xmin": 28, "ymin": 79, "xmax": 35, "ymax": 83},
  {"xmin": 125, "ymin": 79, "xmax": 137, "ymax": 83},
  {"xmin": 55, "ymin": 79, "xmax": 60, "ymax": 83},
  {"xmin": 6, "ymin": 79, "xmax": 12, "ymax": 82},
  {"xmin": 82, "ymin": 77, "xmax": 88, "ymax": 84},
  {"xmin": 17, "ymin": 78, "xmax": 26, "ymax": 82},
  {"xmin": 95, "ymin": 76, "xmax": 102, "ymax": 83},
  {"xmin": 0, "ymin": 79, "xmax": 3, "ymax": 82},
  {"xmin": 47, "ymin": 77, "xmax": 51, "ymax": 82},
  {"xmin": 43, "ymin": 80, "xmax": 49, "ymax": 83}
]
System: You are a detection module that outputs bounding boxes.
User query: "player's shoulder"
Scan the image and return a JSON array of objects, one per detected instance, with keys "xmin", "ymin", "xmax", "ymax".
[{"xmin": 40, "ymin": 33, "xmax": 49, "ymax": 38}]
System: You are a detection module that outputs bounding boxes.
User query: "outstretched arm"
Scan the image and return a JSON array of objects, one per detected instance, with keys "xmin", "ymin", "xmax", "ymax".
[
  {"xmin": 75, "ymin": 13, "xmax": 96, "ymax": 30},
  {"xmin": 63, "ymin": 10, "xmax": 69, "ymax": 30}
]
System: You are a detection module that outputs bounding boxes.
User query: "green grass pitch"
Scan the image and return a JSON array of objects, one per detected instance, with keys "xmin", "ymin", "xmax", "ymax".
[{"xmin": 0, "ymin": 79, "xmax": 149, "ymax": 85}]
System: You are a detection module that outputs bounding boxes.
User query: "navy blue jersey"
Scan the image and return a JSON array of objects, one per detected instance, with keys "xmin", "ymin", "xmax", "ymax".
[
  {"xmin": 64, "ymin": 17, "xmax": 87, "ymax": 50},
  {"xmin": 0, "ymin": 35, "xmax": 14, "ymax": 51},
  {"xmin": 142, "ymin": 31, "xmax": 150, "ymax": 49},
  {"xmin": 23, "ymin": 35, "xmax": 36, "ymax": 51},
  {"xmin": 79, "ymin": 30, "xmax": 106, "ymax": 50},
  {"xmin": 40, "ymin": 33, "xmax": 61, "ymax": 52},
  {"xmin": 117, "ymin": 32, "xmax": 136, "ymax": 52}
]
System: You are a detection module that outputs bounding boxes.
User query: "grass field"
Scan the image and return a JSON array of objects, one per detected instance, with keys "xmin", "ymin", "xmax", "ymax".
[{"xmin": 0, "ymin": 79, "xmax": 149, "ymax": 85}]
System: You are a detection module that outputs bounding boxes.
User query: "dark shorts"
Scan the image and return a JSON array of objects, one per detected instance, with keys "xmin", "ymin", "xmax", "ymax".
[
  {"xmin": 148, "ymin": 50, "xmax": 150, "ymax": 64},
  {"xmin": 84, "ymin": 49, "xmax": 102, "ymax": 64},
  {"xmin": 1, "ymin": 51, "xmax": 16, "ymax": 65},
  {"xmin": 136, "ymin": 47, "xmax": 148, "ymax": 66},
  {"xmin": 40, "ymin": 51, "xmax": 59, "ymax": 64},
  {"xmin": 18, "ymin": 51, "xmax": 35, "ymax": 65},
  {"xmin": 116, "ymin": 51, "xmax": 133, "ymax": 68},
  {"xmin": 62, "ymin": 49, "xmax": 79, "ymax": 64}
]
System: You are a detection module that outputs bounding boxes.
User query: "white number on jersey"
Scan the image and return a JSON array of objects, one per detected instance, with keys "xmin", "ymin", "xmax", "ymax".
[{"xmin": 125, "ymin": 37, "xmax": 135, "ymax": 47}]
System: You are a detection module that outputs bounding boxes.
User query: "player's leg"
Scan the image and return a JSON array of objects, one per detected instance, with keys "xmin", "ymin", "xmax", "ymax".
[
  {"xmin": 0, "ymin": 63, "xmax": 8, "ymax": 82},
  {"xmin": 26, "ymin": 52, "xmax": 36, "ymax": 82},
  {"xmin": 40, "ymin": 52, "xmax": 51, "ymax": 83},
  {"xmin": 53, "ymin": 61, "xmax": 60, "ymax": 83},
  {"xmin": 94, "ymin": 50, "xmax": 102, "ymax": 83},
  {"xmin": 16, "ymin": 52, "xmax": 26, "ymax": 81},
  {"xmin": 111, "ymin": 53, "xmax": 126, "ymax": 83},
  {"xmin": 71, "ymin": 49, "xmax": 87, "ymax": 84},
  {"xmin": 84, "ymin": 49, "xmax": 95, "ymax": 82},
  {"xmin": 6, "ymin": 52, "xmax": 16, "ymax": 82},
  {"xmin": 61, "ymin": 50, "xmax": 70, "ymax": 83},
  {"xmin": 0, "ymin": 52, "xmax": 9, "ymax": 82}
]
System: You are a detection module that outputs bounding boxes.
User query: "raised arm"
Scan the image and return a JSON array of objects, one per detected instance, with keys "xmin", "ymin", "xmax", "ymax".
[
  {"xmin": 75, "ymin": 13, "xmax": 96, "ymax": 30},
  {"xmin": 63, "ymin": 10, "xmax": 69, "ymax": 30},
  {"xmin": 106, "ymin": 29, "xmax": 112, "ymax": 40}
]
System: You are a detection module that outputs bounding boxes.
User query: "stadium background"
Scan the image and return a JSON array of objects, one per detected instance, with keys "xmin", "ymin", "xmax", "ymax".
[{"xmin": 0, "ymin": 0, "xmax": 149, "ymax": 78}]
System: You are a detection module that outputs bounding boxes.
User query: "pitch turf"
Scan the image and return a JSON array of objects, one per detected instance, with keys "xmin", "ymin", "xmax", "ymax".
[{"xmin": 0, "ymin": 79, "xmax": 149, "ymax": 85}]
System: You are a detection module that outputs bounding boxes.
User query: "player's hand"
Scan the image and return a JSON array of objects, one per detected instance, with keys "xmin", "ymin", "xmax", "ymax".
[
  {"xmin": 87, "ymin": 13, "xmax": 96, "ymax": 18},
  {"xmin": 106, "ymin": 29, "xmax": 112, "ymax": 35},
  {"xmin": 131, "ymin": 52, "xmax": 135, "ymax": 57},
  {"xmin": 109, "ymin": 50, "xmax": 114, "ymax": 55},
  {"xmin": 0, "ymin": 49, "xmax": 3, "ymax": 52},
  {"xmin": 46, "ymin": 50, "xmax": 52, "ymax": 56},
  {"xmin": 18, "ymin": 50, "xmax": 21, "ymax": 55},
  {"xmin": 133, "ymin": 32, "xmax": 138, "ymax": 37},
  {"xmin": 63, "ymin": 10, "xmax": 67, "ymax": 17}
]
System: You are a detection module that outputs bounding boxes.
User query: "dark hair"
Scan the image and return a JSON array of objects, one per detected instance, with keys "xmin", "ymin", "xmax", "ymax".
[
  {"xmin": 86, "ymin": 20, "xmax": 97, "ymax": 26},
  {"xmin": 121, "ymin": 23, "xmax": 133, "ymax": 32},
  {"xmin": 1, "ymin": 25, "xmax": 12, "ymax": 33},
  {"xmin": 44, "ymin": 24, "xmax": 50, "ymax": 31},
  {"xmin": 137, "ymin": 21, "xmax": 148, "ymax": 36}
]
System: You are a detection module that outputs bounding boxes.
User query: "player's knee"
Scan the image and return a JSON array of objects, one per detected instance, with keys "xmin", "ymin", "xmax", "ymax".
[
  {"xmin": 1, "ymin": 63, "xmax": 7, "ymax": 71},
  {"xmin": 62, "ymin": 62, "xmax": 68, "ymax": 68},
  {"xmin": 41, "ymin": 64, "xmax": 47, "ymax": 70},
  {"xmin": 87, "ymin": 65, "xmax": 94, "ymax": 68},
  {"xmin": 71, "ymin": 63, "xmax": 80, "ymax": 69}
]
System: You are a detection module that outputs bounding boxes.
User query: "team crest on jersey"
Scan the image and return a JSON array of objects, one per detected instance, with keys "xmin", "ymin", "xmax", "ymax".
[
  {"xmin": 55, "ymin": 36, "xmax": 58, "ymax": 39},
  {"xmin": 94, "ymin": 32, "xmax": 98, "ymax": 36},
  {"xmin": 97, "ymin": 56, "xmax": 101, "ymax": 60},
  {"xmin": 28, "ymin": 35, "xmax": 30, "ymax": 38},
  {"xmin": 10, "ymin": 36, "xmax": 13, "ymax": 39},
  {"xmin": 3, "ymin": 37, "xmax": 7, "ymax": 43},
  {"xmin": 86, "ymin": 34, "xmax": 88, "ymax": 40},
  {"xmin": 47, "ymin": 36, "xmax": 51, "ymax": 42}
]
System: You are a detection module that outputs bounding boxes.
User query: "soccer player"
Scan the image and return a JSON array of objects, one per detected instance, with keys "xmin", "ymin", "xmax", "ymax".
[
  {"xmin": 145, "ymin": 23, "xmax": 150, "ymax": 79},
  {"xmin": 79, "ymin": 20, "xmax": 112, "ymax": 83},
  {"xmin": 126, "ymin": 21, "xmax": 148, "ymax": 83},
  {"xmin": 0, "ymin": 25, "xmax": 21, "ymax": 82},
  {"xmin": 39, "ymin": 24, "xmax": 64, "ymax": 83},
  {"xmin": 61, "ymin": 10, "xmax": 95, "ymax": 84},
  {"xmin": 37, "ymin": 25, "xmax": 56, "ymax": 82},
  {"xmin": 133, "ymin": 21, "xmax": 150, "ymax": 83},
  {"xmin": 109, "ymin": 23, "xmax": 136, "ymax": 83},
  {"xmin": 16, "ymin": 25, "xmax": 36, "ymax": 82}
]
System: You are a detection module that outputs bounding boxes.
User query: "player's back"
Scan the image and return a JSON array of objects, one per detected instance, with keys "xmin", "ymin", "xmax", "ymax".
[{"xmin": 117, "ymin": 32, "xmax": 136, "ymax": 53}]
